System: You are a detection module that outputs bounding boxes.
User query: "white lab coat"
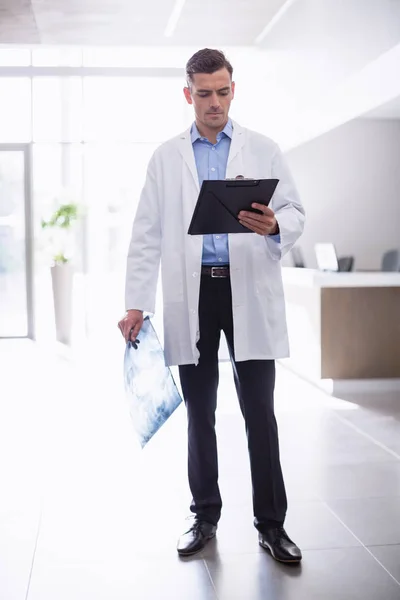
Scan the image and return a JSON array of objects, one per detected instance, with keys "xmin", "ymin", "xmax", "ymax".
[{"xmin": 125, "ymin": 120, "xmax": 305, "ymax": 366}]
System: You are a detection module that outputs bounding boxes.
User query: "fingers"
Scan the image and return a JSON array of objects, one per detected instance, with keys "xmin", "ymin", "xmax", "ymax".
[
  {"xmin": 121, "ymin": 323, "xmax": 130, "ymax": 342},
  {"xmin": 251, "ymin": 203, "xmax": 274, "ymax": 216},
  {"xmin": 239, "ymin": 207, "xmax": 273, "ymax": 222},
  {"xmin": 117, "ymin": 320, "xmax": 125, "ymax": 337},
  {"xmin": 240, "ymin": 213, "xmax": 274, "ymax": 227},
  {"xmin": 239, "ymin": 214, "xmax": 274, "ymax": 231},
  {"xmin": 238, "ymin": 202, "xmax": 276, "ymax": 235},
  {"xmin": 239, "ymin": 221, "xmax": 266, "ymax": 235},
  {"xmin": 117, "ymin": 316, "xmax": 143, "ymax": 342},
  {"xmin": 239, "ymin": 212, "xmax": 263, "ymax": 223},
  {"xmin": 129, "ymin": 321, "xmax": 142, "ymax": 342}
]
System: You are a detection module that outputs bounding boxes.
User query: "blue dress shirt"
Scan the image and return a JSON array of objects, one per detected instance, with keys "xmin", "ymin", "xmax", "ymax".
[
  {"xmin": 191, "ymin": 119, "xmax": 232, "ymax": 265},
  {"xmin": 191, "ymin": 119, "xmax": 279, "ymax": 265}
]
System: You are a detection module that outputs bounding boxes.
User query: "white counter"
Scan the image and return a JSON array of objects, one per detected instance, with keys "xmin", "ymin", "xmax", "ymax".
[
  {"xmin": 282, "ymin": 267, "xmax": 400, "ymax": 288},
  {"xmin": 282, "ymin": 267, "xmax": 400, "ymax": 385}
]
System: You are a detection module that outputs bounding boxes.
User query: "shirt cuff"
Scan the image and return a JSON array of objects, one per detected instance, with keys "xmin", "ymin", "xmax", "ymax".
[{"xmin": 268, "ymin": 234, "xmax": 281, "ymax": 243}]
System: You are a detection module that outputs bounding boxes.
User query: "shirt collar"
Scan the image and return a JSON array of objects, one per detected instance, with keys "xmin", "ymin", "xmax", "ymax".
[{"xmin": 191, "ymin": 118, "xmax": 233, "ymax": 144}]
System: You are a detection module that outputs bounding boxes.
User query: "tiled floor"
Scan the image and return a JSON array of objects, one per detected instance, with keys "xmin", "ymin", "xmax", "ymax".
[{"xmin": 1, "ymin": 338, "xmax": 400, "ymax": 600}]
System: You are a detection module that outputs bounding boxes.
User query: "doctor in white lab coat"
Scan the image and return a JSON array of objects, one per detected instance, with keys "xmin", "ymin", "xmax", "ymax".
[{"xmin": 119, "ymin": 48, "xmax": 305, "ymax": 563}]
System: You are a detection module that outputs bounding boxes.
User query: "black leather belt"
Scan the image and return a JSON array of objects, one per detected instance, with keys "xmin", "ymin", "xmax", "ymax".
[{"xmin": 201, "ymin": 265, "xmax": 230, "ymax": 278}]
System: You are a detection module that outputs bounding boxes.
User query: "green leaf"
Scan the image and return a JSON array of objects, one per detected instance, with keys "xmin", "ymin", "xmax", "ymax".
[
  {"xmin": 41, "ymin": 203, "xmax": 79, "ymax": 230},
  {"xmin": 53, "ymin": 253, "xmax": 69, "ymax": 265}
]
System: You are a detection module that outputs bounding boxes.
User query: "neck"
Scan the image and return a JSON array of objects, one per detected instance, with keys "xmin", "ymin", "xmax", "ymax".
[{"xmin": 195, "ymin": 118, "xmax": 228, "ymax": 145}]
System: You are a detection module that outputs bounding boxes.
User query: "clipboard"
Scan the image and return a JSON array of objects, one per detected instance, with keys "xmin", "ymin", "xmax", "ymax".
[{"xmin": 188, "ymin": 178, "xmax": 279, "ymax": 235}]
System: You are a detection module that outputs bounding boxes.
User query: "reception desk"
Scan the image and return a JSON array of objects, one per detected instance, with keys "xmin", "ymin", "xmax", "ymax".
[{"xmin": 281, "ymin": 268, "xmax": 400, "ymax": 385}]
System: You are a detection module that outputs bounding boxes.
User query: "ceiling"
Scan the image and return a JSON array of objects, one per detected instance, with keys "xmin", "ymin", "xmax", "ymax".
[
  {"xmin": 0, "ymin": 0, "xmax": 288, "ymax": 45},
  {"xmin": 0, "ymin": 0, "xmax": 399, "ymax": 147}
]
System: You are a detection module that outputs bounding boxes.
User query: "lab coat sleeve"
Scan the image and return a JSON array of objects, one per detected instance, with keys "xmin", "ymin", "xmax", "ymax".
[
  {"xmin": 125, "ymin": 154, "xmax": 161, "ymax": 313},
  {"xmin": 265, "ymin": 144, "xmax": 305, "ymax": 260}
]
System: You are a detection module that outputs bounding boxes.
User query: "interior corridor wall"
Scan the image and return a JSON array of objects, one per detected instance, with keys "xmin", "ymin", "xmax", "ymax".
[{"xmin": 283, "ymin": 118, "xmax": 400, "ymax": 270}]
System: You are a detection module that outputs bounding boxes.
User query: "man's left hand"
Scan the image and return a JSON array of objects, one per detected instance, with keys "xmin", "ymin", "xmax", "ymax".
[{"xmin": 238, "ymin": 204, "xmax": 279, "ymax": 236}]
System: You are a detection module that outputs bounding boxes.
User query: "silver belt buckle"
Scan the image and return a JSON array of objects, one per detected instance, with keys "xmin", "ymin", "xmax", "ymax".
[{"xmin": 211, "ymin": 266, "xmax": 225, "ymax": 278}]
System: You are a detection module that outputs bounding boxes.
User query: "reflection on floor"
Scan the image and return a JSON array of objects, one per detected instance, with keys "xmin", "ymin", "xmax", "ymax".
[{"xmin": 1, "ymin": 338, "xmax": 400, "ymax": 600}]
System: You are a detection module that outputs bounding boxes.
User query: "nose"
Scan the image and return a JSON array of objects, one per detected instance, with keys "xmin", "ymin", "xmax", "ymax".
[{"xmin": 209, "ymin": 92, "xmax": 221, "ymax": 109}]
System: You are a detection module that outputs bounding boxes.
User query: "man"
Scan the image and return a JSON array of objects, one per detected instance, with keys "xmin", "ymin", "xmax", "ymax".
[{"xmin": 118, "ymin": 48, "xmax": 305, "ymax": 563}]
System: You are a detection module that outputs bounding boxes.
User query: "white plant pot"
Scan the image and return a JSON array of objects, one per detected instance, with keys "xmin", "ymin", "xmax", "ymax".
[{"xmin": 51, "ymin": 264, "xmax": 74, "ymax": 345}]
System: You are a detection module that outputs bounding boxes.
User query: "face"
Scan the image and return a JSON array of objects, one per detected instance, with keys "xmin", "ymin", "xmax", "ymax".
[{"xmin": 184, "ymin": 68, "xmax": 235, "ymax": 132}]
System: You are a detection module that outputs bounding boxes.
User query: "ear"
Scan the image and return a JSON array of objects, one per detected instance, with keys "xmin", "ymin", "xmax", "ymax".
[
  {"xmin": 183, "ymin": 86, "xmax": 193, "ymax": 105},
  {"xmin": 231, "ymin": 81, "xmax": 235, "ymax": 100}
]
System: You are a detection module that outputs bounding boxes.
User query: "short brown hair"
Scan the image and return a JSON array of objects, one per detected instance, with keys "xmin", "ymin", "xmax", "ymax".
[{"xmin": 186, "ymin": 48, "xmax": 233, "ymax": 85}]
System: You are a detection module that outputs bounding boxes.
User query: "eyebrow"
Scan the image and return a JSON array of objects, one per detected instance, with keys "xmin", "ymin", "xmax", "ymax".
[{"xmin": 195, "ymin": 86, "xmax": 231, "ymax": 93}]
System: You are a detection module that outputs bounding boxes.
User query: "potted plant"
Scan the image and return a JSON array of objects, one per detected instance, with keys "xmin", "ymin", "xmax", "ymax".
[{"xmin": 41, "ymin": 203, "xmax": 79, "ymax": 345}]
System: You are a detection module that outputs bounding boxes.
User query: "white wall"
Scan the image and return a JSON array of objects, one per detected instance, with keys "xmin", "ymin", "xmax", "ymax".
[{"xmin": 284, "ymin": 118, "xmax": 400, "ymax": 270}]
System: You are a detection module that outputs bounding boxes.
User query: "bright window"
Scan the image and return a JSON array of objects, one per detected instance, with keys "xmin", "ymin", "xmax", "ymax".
[
  {"xmin": 0, "ymin": 79, "xmax": 31, "ymax": 142},
  {"xmin": 33, "ymin": 78, "xmax": 83, "ymax": 142},
  {"xmin": 0, "ymin": 48, "xmax": 31, "ymax": 66},
  {"xmin": 83, "ymin": 77, "xmax": 187, "ymax": 142}
]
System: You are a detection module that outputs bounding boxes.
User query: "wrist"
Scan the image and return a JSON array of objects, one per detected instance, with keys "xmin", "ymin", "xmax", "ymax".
[{"xmin": 269, "ymin": 219, "xmax": 279, "ymax": 235}]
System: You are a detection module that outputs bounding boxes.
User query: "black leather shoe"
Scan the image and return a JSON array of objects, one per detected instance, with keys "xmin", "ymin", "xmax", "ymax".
[
  {"xmin": 177, "ymin": 519, "xmax": 217, "ymax": 557},
  {"xmin": 259, "ymin": 527, "xmax": 302, "ymax": 564}
]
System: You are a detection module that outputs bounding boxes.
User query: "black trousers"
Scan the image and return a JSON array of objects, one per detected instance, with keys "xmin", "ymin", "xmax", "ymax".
[{"xmin": 179, "ymin": 274, "xmax": 287, "ymax": 532}]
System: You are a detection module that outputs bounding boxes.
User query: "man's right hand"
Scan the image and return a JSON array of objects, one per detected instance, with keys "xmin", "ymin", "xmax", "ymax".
[{"xmin": 118, "ymin": 309, "xmax": 144, "ymax": 342}]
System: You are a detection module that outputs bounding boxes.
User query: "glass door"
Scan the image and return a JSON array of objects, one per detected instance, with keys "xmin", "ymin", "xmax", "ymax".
[{"xmin": 0, "ymin": 145, "xmax": 34, "ymax": 338}]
